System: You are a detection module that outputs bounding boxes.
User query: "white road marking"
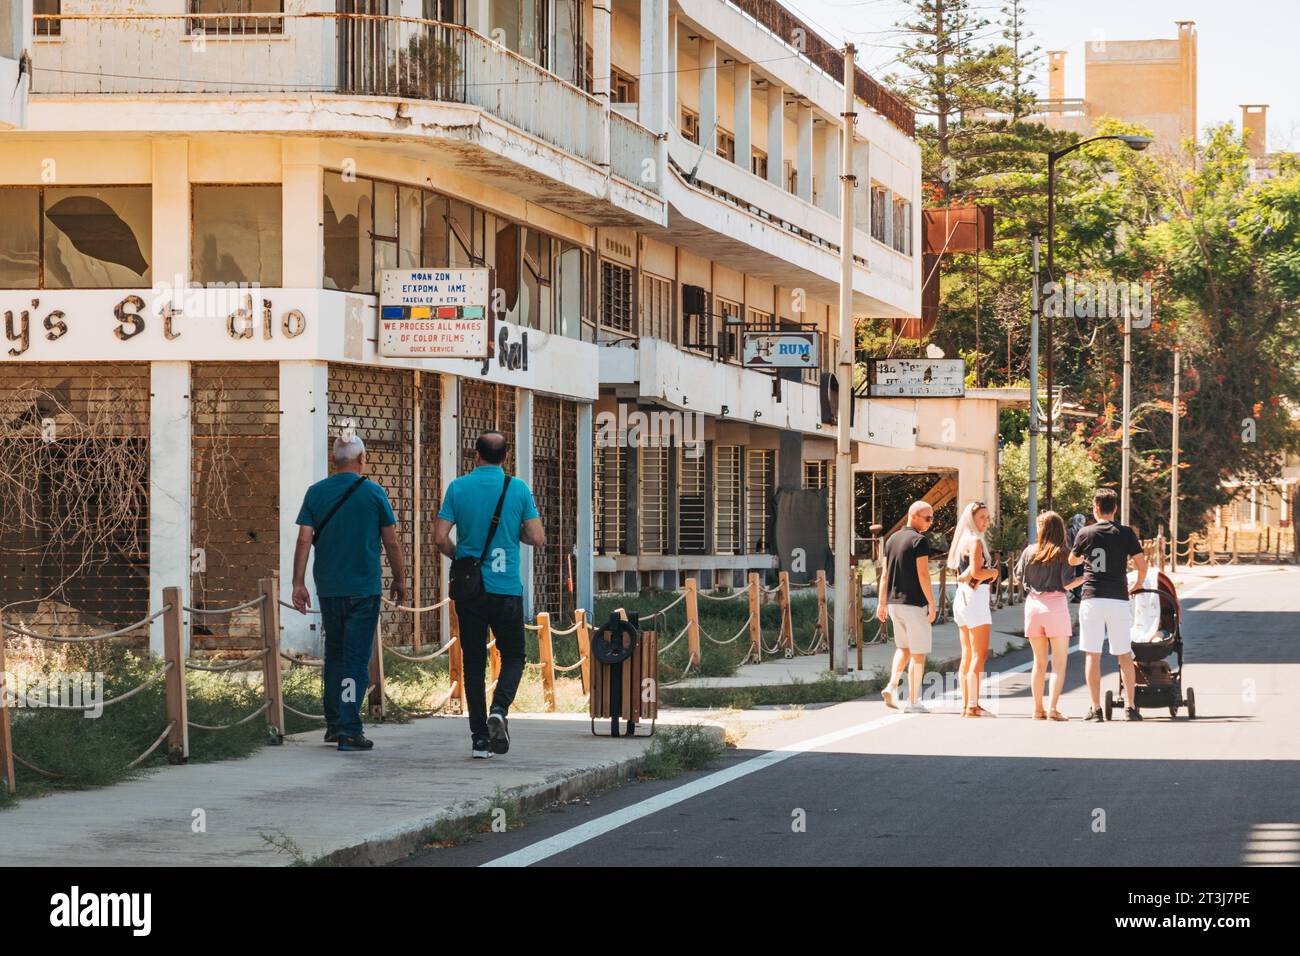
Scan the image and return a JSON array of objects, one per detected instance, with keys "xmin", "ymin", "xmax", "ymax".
[{"xmin": 481, "ymin": 569, "xmax": 1288, "ymax": 867}]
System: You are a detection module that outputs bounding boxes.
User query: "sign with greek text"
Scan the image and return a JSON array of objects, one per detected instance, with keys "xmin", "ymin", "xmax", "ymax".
[
  {"xmin": 868, "ymin": 358, "xmax": 966, "ymax": 397},
  {"xmin": 378, "ymin": 269, "xmax": 490, "ymax": 359}
]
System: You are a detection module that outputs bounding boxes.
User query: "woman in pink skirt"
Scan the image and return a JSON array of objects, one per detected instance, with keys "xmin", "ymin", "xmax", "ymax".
[{"xmin": 1016, "ymin": 511, "xmax": 1085, "ymax": 721}]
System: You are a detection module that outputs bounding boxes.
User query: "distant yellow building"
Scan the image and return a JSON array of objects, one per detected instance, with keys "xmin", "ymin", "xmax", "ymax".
[{"xmin": 1031, "ymin": 20, "xmax": 1197, "ymax": 153}]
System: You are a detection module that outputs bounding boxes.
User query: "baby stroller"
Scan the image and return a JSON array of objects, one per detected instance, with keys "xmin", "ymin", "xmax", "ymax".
[{"xmin": 1104, "ymin": 570, "xmax": 1196, "ymax": 720}]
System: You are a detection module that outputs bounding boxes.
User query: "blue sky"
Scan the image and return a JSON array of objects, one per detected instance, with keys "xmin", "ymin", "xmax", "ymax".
[{"xmin": 791, "ymin": 0, "xmax": 1297, "ymax": 151}]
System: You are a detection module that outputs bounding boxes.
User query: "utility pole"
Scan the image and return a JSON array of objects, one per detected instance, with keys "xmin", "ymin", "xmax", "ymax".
[
  {"xmin": 1170, "ymin": 345, "xmax": 1181, "ymax": 570},
  {"xmin": 1028, "ymin": 236, "xmax": 1040, "ymax": 542},
  {"xmin": 1121, "ymin": 297, "xmax": 1133, "ymax": 525},
  {"xmin": 832, "ymin": 43, "xmax": 856, "ymax": 674}
]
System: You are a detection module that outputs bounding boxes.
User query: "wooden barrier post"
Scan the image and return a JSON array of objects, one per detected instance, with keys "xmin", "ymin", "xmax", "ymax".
[
  {"xmin": 536, "ymin": 612, "xmax": 556, "ymax": 712},
  {"xmin": 368, "ymin": 616, "xmax": 387, "ymax": 721},
  {"xmin": 162, "ymin": 587, "xmax": 189, "ymax": 762},
  {"xmin": 815, "ymin": 570, "xmax": 828, "ymax": 645},
  {"xmin": 574, "ymin": 608, "xmax": 591, "ymax": 694},
  {"xmin": 258, "ymin": 577, "xmax": 284, "ymax": 738},
  {"xmin": 854, "ymin": 567, "xmax": 863, "ymax": 671},
  {"xmin": 448, "ymin": 603, "xmax": 465, "ymax": 713},
  {"xmin": 778, "ymin": 571, "xmax": 794, "ymax": 656},
  {"xmin": 684, "ymin": 577, "xmax": 701, "ymax": 666},
  {"xmin": 747, "ymin": 573, "xmax": 762, "ymax": 662},
  {"xmin": 0, "ymin": 612, "xmax": 15, "ymax": 794}
]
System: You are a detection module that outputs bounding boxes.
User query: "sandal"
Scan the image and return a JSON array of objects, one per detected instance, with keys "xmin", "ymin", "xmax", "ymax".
[
  {"xmin": 968, "ymin": 705, "xmax": 995, "ymax": 718},
  {"xmin": 1049, "ymin": 710, "xmax": 1069, "ymax": 722},
  {"xmin": 1033, "ymin": 710, "xmax": 1047, "ymax": 720}
]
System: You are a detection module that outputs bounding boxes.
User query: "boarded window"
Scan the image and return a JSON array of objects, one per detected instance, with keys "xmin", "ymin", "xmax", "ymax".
[
  {"xmin": 714, "ymin": 445, "xmax": 742, "ymax": 555},
  {"xmin": 43, "ymin": 186, "xmax": 152, "ymax": 289},
  {"xmin": 0, "ymin": 364, "xmax": 150, "ymax": 636},
  {"xmin": 190, "ymin": 363, "xmax": 280, "ymax": 651},
  {"xmin": 192, "ymin": 185, "xmax": 283, "ymax": 287}
]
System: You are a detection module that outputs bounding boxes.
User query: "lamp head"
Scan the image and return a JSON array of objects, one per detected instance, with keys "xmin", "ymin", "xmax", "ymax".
[{"xmin": 1119, "ymin": 134, "xmax": 1153, "ymax": 151}]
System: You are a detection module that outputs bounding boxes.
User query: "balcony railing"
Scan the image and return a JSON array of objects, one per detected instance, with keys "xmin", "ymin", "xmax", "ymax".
[
  {"xmin": 610, "ymin": 109, "xmax": 660, "ymax": 192},
  {"xmin": 30, "ymin": 12, "xmax": 611, "ymax": 171}
]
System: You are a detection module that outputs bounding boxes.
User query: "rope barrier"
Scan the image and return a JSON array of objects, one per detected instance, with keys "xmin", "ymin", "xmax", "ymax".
[
  {"xmin": 182, "ymin": 595, "xmax": 266, "ymax": 615},
  {"xmin": 383, "ymin": 636, "xmax": 457, "ymax": 662},
  {"xmin": 382, "ymin": 596, "xmax": 451, "ymax": 613},
  {"xmin": 658, "ymin": 656, "xmax": 694, "ymax": 687},
  {"xmin": 523, "ymin": 623, "xmax": 541, "ymax": 632},
  {"xmin": 278, "ymin": 600, "xmax": 320, "ymax": 614},
  {"xmin": 12, "ymin": 752, "xmax": 63, "ymax": 780},
  {"xmin": 651, "ymin": 592, "xmax": 687, "ymax": 615},
  {"xmin": 655, "ymin": 622, "xmax": 691, "ymax": 657},
  {"xmin": 126, "ymin": 722, "xmax": 176, "ymax": 770},
  {"xmin": 189, "ymin": 701, "xmax": 270, "ymax": 732},
  {"xmin": 184, "ymin": 650, "xmax": 269, "ymax": 673},
  {"xmin": 1, "ymin": 606, "xmax": 171, "ymax": 643},
  {"xmin": 15, "ymin": 662, "xmax": 173, "ymax": 712},
  {"xmin": 552, "ymin": 657, "xmax": 587, "ymax": 674},
  {"xmin": 383, "ymin": 684, "xmax": 459, "ymax": 718},
  {"xmin": 284, "ymin": 703, "xmax": 327, "ymax": 721},
  {"xmin": 701, "ymin": 614, "xmax": 751, "ymax": 645},
  {"xmin": 698, "ymin": 589, "xmax": 747, "ymax": 602},
  {"xmin": 549, "ymin": 622, "xmax": 580, "ymax": 636},
  {"xmin": 280, "ymin": 652, "xmax": 324, "ymax": 667}
]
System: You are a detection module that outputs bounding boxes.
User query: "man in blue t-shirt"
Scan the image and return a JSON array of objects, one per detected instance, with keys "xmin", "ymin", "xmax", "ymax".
[
  {"xmin": 435, "ymin": 430, "xmax": 545, "ymax": 758},
  {"xmin": 292, "ymin": 435, "xmax": 409, "ymax": 752}
]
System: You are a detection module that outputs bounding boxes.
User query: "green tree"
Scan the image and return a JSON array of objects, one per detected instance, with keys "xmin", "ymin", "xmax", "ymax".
[{"xmin": 996, "ymin": 427, "xmax": 1100, "ymax": 547}]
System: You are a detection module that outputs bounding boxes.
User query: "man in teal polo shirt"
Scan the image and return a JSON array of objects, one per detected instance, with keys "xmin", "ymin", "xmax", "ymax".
[
  {"xmin": 435, "ymin": 430, "xmax": 545, "ymax": 758},
  {"xmin": 292, "ymin": 435, "xmax": 409, "ymax": 752}
]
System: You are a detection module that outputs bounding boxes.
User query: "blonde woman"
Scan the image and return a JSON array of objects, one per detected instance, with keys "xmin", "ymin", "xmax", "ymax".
[
  {"xmin": 949, "ymin": 501, "xmax": 998, "ymax": 717},
  {"xmin": 1015, "ymin": 511, "xmax": 1085, "ymax": 721}
]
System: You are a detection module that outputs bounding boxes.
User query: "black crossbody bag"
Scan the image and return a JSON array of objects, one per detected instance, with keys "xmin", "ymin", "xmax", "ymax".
[
  {"xmin": 312, "ymin": 475, "xmax": 367, "ymax": 547},
  {"xmin": 448, "ymin": 473, "xmax": 511, "ymax": 605}
]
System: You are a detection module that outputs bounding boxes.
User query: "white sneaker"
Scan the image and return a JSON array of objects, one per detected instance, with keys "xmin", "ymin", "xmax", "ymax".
[
  {"xmin": 882, "ymin": 686, "xmax": 899, "ymax": 710},
  {"xmin": 904, "ymin": 701, "xmax": 930, "ymax": 714}
]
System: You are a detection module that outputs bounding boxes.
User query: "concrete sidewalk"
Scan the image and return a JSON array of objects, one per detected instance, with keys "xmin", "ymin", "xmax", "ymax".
[
  {"xmin": 0, "ymin": 711, "xmax": 722, "ymax": 867},
  {"xmin": 672, "ymin": 598, "xmax": 1031, "ymax": 690}
]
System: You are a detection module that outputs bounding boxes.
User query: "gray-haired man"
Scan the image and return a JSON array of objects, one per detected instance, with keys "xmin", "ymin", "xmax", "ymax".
[{"xmin": 292, "ymin": 435, "xmax": 409, "ymax": 751}]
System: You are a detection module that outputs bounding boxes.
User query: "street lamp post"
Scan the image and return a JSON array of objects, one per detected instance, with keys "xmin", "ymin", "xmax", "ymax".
[{"xmin": 1044, "ymin": 134, "xmax": 1152, "ymax": 510}]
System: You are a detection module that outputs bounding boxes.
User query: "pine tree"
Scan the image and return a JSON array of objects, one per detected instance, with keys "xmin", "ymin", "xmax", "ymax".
[{"xmin": 998, "ymin": 0, "xmax": 1040, "ymax": 121}]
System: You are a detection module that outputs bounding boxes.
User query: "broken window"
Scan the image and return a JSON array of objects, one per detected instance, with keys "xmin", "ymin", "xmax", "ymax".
[
  {"xmin": 323, "ymin": 171, "xmax": 374, "ymax": 294},
  {"xmin": 521, "ymin": 227, "xmax": 552, "ymax": 331},
  {"xmin": 399, "ymin": 187, "xmax": 423, "ymax": 269},
  {"xmin": 192, "ymin": 185, "xmax": 282, "ymax": 287},
  {"xmin": 0, "ymin": 188, "xmax": 40, "ymax": 289},
  {"xmin": 42, "ymin": 186, "xmax": 152, "ymax": 289},
  {"xmin": 421, "ymin": 193, "xmax": 450, "ymax": 269}
]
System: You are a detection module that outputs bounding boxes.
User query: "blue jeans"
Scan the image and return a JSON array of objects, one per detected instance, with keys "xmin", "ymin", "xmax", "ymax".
[{"xmin": 320, "ymin": 595, "xmax": 381, "ymax": 738}]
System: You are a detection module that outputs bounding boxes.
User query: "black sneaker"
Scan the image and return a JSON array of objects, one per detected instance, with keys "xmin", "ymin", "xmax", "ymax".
[
  {"xmin": 471, "ymin": 735, "xmax": 494, "ymax": 759},
  {"xmin": 324, "ymin": 729, "xmax": 339, "ymax": 744},
  {"xmin": 487, "ymin": 708, "xmax": 510, "ymax": 755},
  {"xmin": 1126, "ymin": 707, "xmax": 1144, "ymax": 721},
  {"xmin": 337, "ymin": 734, "xmax": 374, "ymax": 751},
  {"xmin": 1085, "ymin": 707, "xmax": 1104, "ymax": 722}
]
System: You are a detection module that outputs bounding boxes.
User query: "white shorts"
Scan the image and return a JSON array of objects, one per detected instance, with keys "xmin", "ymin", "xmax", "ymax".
[
  {"xmin": 1079, "ymin": 598, "xmax": 1133, "ymax": 656},
  {"xmin": 888, "ymin": 604, "xmax": 932, "ymax": 654},
  {"xmin": 952, "ymin": 583, "xmax": 991, "ymax": 629}
]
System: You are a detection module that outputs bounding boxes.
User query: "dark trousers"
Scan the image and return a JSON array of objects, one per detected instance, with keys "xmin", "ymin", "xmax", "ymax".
[
  {"xmin": 320, "ymin": 594, "xmax": 381, "ymax": 738},
  {"xmin": 457, "ymin": 592, "xmax": 526, "ymax": 739}
]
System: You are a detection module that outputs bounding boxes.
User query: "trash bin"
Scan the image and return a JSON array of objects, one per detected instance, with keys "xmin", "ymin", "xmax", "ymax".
[{"xmin": 589, "ymin": 611, "xmax": 658, "ymax": 737}]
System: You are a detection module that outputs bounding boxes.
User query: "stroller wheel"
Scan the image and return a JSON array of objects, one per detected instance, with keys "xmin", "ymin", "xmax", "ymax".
[
  {"xmin": 1168, "ymin": 702, "xmax": 1179, "ymax": 719},
  {"xmin": 1186, "ymin": 688, "xmax": 1196, "ymax": 719},
  {"xmin": 1104, "ymin": 690, "xmax": 1114, "ymax": 721}
]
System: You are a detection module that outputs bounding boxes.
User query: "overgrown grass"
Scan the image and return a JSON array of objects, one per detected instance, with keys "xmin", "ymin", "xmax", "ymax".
[
  {"xmin": 661, "ymin": 673, "xmax": 888, "ymax": 710},
  {"xmin": 636, "ymin": 724, "xmax": 725, "ymax": 780}
]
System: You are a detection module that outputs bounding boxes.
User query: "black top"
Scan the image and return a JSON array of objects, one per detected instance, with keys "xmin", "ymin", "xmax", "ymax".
[
  {"xmin": 1070, "ymin": 521, "xmax": 1142, "ymax": 601},
  {"xmin": 1016, "ymin": 551, "xmax": 1074, "ymax": 593},
  {"xmin": 883, "ymin": 527, "xmax": 932, "ymax": 607}
]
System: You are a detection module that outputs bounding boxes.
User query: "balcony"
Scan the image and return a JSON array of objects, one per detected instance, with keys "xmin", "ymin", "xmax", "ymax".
[{"xmin": 28, "ymin": 11, "xmax": 662, "ymax": 222}]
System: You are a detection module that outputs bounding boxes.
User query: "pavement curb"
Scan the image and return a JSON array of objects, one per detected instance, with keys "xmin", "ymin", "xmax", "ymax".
[{"xmin": 311, "ymin": 722, "xmax": 727, "ymax": 867}]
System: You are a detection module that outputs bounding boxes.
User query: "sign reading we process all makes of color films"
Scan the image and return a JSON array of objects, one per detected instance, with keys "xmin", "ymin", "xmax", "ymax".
[
  {"xmin": 741, "ymin": 330, "xmax": 820, "ymax": 369},
  {"xmin": 378, "ymin": 269, "xmax": 490, "ymax": 358}
]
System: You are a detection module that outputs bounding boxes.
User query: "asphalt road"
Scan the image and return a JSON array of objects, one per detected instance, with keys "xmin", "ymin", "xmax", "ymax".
[{"xmin": 401, "ymin": 567, "xmax": 1300, "ymax": 867}]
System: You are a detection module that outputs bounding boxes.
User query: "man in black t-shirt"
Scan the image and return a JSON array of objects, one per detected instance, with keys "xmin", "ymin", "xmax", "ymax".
[
  {"xmin": 1069, "ymin": 489, "xmax": 1148, "ymax": 721},
  {"xmin": 876, "ymin": 501, "xmax": 937, "ymax": 713}
]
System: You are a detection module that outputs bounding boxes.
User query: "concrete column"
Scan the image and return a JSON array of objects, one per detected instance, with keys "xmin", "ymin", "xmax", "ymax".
[
  {"xmin": 734, "ymin": 62, "xmax": 752, "ymax": 171},
  {"xmin": 149, "ymin": 362, "xmax": 192, "ymax": 656},
  {"xmin": 639, "ymin": 0, "xmax": 669, "ymax": 135},
  {"xmin": 666, "ymin": 14, "xmax": 678, "ymax": 130},
  {"xmin": 593, "ymin": 0, "xmax": 612, "ymax": 104},
  {"xmin": 151, "ymin": 140, "xmax": 190, "ymax": 292},
  {"xmin": 439, "ymin": 374, "xmax": 460, "ymax": 647},
  {"xmin": 281, "ymin": 142, "xmax": 324, "ymax": 288},
  {"xmin": 576, "ymin": 402, "xmax": 594, "ymax": 617},
  {"xmin": 766, "ymin": 82, "xmax": 785, "ymax": 187},
  {"xmin": 797, "ymin": 102, "xmax": 814, "ymax": 203},
  {"xmin": 698, "ymin": 37, "xmax": 717, "ymax": 150},
  {"xmin": 516, "ymin": 388, "xmax": 535, "ymax": 618},
  {"xmin": 821, "ymin": 121, "xmax": 841, "ymax": 216},
  {"xmin": 466, "ymin": 0, "xmax": 489, "ymax": 35},
  {"xmin": 279, "ymin": 361, "xmax": 330, "ymax": 654}
]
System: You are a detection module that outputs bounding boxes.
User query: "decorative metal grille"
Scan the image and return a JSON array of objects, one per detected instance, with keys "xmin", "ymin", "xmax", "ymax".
[
  {"xmin": 190, "ymin": 363, "xmax": 279, "ymax": 652},
  {"xmin": 638, "ymin": 441, "xmax": 670, "ymax": 555},
  {"xmin": 714, "ymin": 445, "xmax": 743, "ymax": 555},
  {"xmin": 329, "ymin": 363, "xmax": 415, "ymax": 645},
  {"xmin": 416, "ymin": 373, "xmax": 442, "ymax": 629},
  {"xmin": 746, "ymin": 449, "xmax": 775, "ymax": 553},
  {"xmin": 678, "ymin": 446, "xmax": 706, "ymax": 555},
  {"xmin": 0, "ymin": 363, "xmax": 150, "ymax": 638},
  {"xmin": 532, "ymin": 395, "xmax": 578, "ymax": 618},
  {"xmin": 459, "ymin": 379, "xmax": 516, "ymax": 474}
]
